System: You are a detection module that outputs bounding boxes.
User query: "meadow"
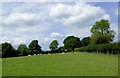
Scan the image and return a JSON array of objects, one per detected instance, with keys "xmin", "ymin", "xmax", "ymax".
[
  {"xmin": 2, "ymin": 52, "xmax": 118, "ymax": 76},
  {"xmin": 0, "ymin": 58, "xmax": 2, "ymax": 77}
]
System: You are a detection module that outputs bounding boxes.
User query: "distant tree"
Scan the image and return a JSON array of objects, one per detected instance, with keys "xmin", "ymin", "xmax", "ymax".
[
  {"xmin": 91, "ymin": 19, "xmax": 116, "ymax": 44},
  {"xmin": 17, "ymin": 44, "xmax": 28, "ymax": 56},
  {"xmin": 49, "ymin": 40, "xmax": 59, "ymax": 52},
  {"xmin": 63, "ymin": 36, "xmax": 81, "ymax": 52},
  {"xmin": 0, "ymin": 44, "xmax": 2, "ymax": 58},
  {"xmin": 2, "ymin": 42, "xmax": 16, "ymax": 58},
  {"xmin": 81, "ymin": 37, "xmax": 91, "ymax": 46},
  {"xmin": 57, "ymin": 46, "xmax": 64, "ymax": 52},
  {"xmin": 28, "ymin": 40, "xmax": 42, "ymax": 55}
]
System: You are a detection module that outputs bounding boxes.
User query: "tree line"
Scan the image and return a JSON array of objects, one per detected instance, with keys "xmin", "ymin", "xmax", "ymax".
[{"xmin": 0, "ymin": 19, "xmax": 117, "ymax": 58}]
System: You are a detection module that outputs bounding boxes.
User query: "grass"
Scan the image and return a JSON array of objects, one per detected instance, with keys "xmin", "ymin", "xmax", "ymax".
[
  {"xmin": 0, "ymin": 58, "xmax": 2, "ymax": 77},
  {"xmin": 2, "ymin": 52, "xmax": 118, "ymax": 76}
]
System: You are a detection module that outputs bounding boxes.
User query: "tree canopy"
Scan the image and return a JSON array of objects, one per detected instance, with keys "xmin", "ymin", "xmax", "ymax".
[
  {"xmin": 17, "ymin": 44, "xmax": 28, "ymax": 56},
  {"xmin": 63, "ymin": 36, "xmax": 81, "ymax": 52},
  {"xmin": 28, "ymin": 40, "xmax": 42, "ymax": 55},
  {"xmin": 57, "ymin": 46, "xmax": 64, "ymax": 52},
  {"xmin": 0, "ymin": 44, "xmax": 2, "ymax": 58},
  {"xmin": 49, "ymin": 40, "xmax": 59, "ymax": 52},
  {"xmin": 90, "ymin": 19, "xmax": 116, "ymax": 44},
  {"xmin": 81, "ymin": 37, "xmax": 91, "ymax": 47},
  {"xmin": 2, "ymin": 42, "xmax": 16, "ymax": 58}
]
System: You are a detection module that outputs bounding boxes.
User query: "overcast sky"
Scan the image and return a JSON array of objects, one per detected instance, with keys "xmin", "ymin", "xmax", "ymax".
[{"xmin": 1, "ymin": 2, "xmax": 118, "ymax": 50}]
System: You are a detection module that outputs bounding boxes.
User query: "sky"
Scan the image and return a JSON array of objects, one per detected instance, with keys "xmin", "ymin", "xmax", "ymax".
[{"xmin": 1, "ymin": 2, "xmax": 118, "ymax": 50}]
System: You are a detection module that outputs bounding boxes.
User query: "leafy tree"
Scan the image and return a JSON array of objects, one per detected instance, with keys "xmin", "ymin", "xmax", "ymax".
[
  {"xmin": 17, "ymin": 44, "xmax": 28, "ymax": 56},
  {"xmin": 63, "ymin": 36, "xmax": 81, "ymax": 52},
  {"xmin": 90, "ymin": 19, "xmax": 116, "ymax": 44},
  {"xmin": 2, "ymin": 42, "xmax": 16, "ymax": 58},
  {"xmin": 81, "ymin": 37, "xmax": 91, "ymax": 46},
  {"xmin": 0, "ymin": 44, "xmax": 2, "ymax": 58},
  {"xmin": 49, "ymin": 40, "xmax": 59, "ymax": 52},
  {"xmin": 28, "ymin": 40, "xmax": 42, "ymax": 55},
  {"xmin": 57, "ymin": 46, "xmax": 64, "ymax": 52}
]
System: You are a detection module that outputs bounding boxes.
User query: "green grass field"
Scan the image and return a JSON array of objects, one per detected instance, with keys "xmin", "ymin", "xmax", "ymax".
[
  {"xmin": 2, "ymin": 52, "xmax": 118, "ymax": 76},
  {"xmin": 0, "ymin": 58, "xmax": 2, "ymax": 77}
]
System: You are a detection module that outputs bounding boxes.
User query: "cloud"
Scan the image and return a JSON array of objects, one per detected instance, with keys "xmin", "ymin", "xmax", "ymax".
[
  {"xmin": 1, "ymin": 2, "xmax": 54, "ymax": 50},
  {"xmin": 50, "ymin": 32, "xmax": 63, "ymax": 37},
  {"xmin": 49, "ymin": 3, "xmax": 110, "ymax": 28},
  {"xmin": 16, "ymin": 23, "xmax": 50, "ymax": 33},
  {"xmin": 66, "ymin": 26, "xmax": 92, "ymax": 39},
  {"xmin": 3, "ymin": 13, "xmax": 43, "ymax": 27},
  {"xmin": 110, "ymin": 23, "xmax": 118, "ymax": 42},
  {"xmin": 1, "ymin": 28, "xmax": 49, "ymax": 49},
  {"xmin": 1, "ymin": 2, "xmax": 118, "ymax": 50},
  {"xmin": 49, "ymin": 2, "xmax": 113, "ymax": 41}
]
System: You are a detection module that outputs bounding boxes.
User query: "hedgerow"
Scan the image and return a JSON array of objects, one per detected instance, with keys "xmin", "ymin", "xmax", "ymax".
[{"xmin": 74, "ymin": 42, "xmax": 119, "ymax": 54}]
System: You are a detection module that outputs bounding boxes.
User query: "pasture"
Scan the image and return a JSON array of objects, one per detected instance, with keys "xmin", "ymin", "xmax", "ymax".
[
  {"xmin": 0, "ymin": 58, "xmax": 2, "ymax": 77},
  {"xmin": 2, "ymin": 52, "xmax": 118, "ymax": 76}
]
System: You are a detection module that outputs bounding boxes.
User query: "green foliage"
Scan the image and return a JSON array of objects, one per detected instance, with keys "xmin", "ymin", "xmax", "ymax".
[
  {"xmin": 28, "ymin": 40, "xmax": 42, "ymax": 55},
  {"xmin": 90, "ymin": 19, "xmax": 116, "ymax": 44},
  {"xmin": 42, "ymin": 50, "xmax": 52, "ymax": 54},
  {"xmin": 63, "ymin": 36, "xmax": 81, "ymax": 52},
  {"xmin": 74, "ymin": 43, "xmax": 119, "ymax": 54},
  {"xmin": 49, "ymin": 40, "xmax": 59, "ymax": 52},
  {"xmin": 57, "ymin": 46, "xmax": 64, "ymax": 52},
  {"xmin": 2, "ymin": 42, "xmax": 17, "ymax": 58},
  {"xmin": 0, "ymin": 44, "xmax": 2, "ymax": 58},
  {"xmin": 81, "ymin": 37, "xmax": 91, "ymax": 46},
  {"xmin": 17, "ymin": 44, "xmax": 28, "ymax": 56}
]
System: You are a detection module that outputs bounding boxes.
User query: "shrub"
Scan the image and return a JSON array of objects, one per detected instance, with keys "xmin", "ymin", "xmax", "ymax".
[{"xmin": 74, "ymin": 43, "xmax": 119, "ymax": 54}]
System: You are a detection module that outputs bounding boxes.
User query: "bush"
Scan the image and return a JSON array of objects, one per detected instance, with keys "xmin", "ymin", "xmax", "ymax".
[
  {"xmin": 74, "ymin": 43, "xmax": 119, "ymax": 54},
  {"xmin": 42, "ymin": 50, "xmax": 52, "ymax": 54}
]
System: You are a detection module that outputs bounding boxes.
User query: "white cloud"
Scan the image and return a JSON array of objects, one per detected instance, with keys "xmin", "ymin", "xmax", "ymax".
[
  {"xmin": 44, "ymin": 37, "xmax": 51, "ymax": 42},
  {"xmin": 50, "ymin": 32, "xmax": 63, "ymax": 37},
  {"xmin": 66, "ymin": 26, "xmax": 92, "ymax": 39},
  {"xmin": 49, "ymin": 2, "xmax": 113, "ymax": 41},
  {"xmin": 49, "ymin": 3, "xmax": 110, "ymax": 28},
  {"xmin": 110, "ymin": 23, "xmax": 118, "ymax": 42},
  {"xmin": 1, "ymin": 3, "xmax": 53, "ymax": 50},
  {"xmin": 16, "ymin": 23, "xmax": 50, "ymax": 33},
  {"xmin": 1, "ymin": 2, "xmax": 118, "ymax": 50},
  {"xmin": 3, "ymin": 13, "xmax": 43, "ymax": 27},
  {"xmin": 1, "ymin": 28, "xmax": 49, "ymax": 49}
]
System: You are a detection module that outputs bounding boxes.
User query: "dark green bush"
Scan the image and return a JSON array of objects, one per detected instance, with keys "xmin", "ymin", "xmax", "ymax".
[{"xmin": 74, "ymin": 43, "xmax": 119, "ymax": 54}]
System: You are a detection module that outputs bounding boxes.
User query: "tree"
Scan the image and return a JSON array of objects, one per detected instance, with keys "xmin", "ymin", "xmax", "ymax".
[
  {"xmin": 90, "ymin": 19, "xmax": 116, "ymax": 44},
  {"xmin": 63, "ymin": 36, "xmax": 81, "ymax": 52},
  {"xmin": 28, "ymin": 40, "xmax": 42, "ymax": 55},
  {"xmin": 57, "ymin": 46, "xmax": 64, "ymax": 52},
  {"xmin": 81, "ymin": 37, "xmax": 91, "ymax": 46},
  {"xmin": 17, "ymin": 44, "xmax": 28, "ymax": 56},
  {"xmin": 0, "ymin": 44, "xmax": 2, "ymax": 58},
  {"xmin": 49, "ymin": 40, "xmax": 59, "ymax": 52},
  {"xmin": 2, "ymin": 42, "xmax": 16, "ymax": 58}
]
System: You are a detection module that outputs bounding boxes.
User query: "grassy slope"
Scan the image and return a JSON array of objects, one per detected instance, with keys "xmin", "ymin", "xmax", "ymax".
[
  {"xmin": 0, "ymin": 58, "xmax": 2, "ymax": 77},
  {"xmin": 2, "ymin": 52, "xmax": 118, "ymax": 76}
]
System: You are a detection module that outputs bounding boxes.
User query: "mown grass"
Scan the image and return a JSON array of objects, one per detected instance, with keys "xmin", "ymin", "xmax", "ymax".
[
  {"xmin": 0, "ymin": 58, "xmax": 2, "ymax": 77},
  {"xmin": 2, "ymin": 52, "xmax": 118, "ymax": 76}
]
